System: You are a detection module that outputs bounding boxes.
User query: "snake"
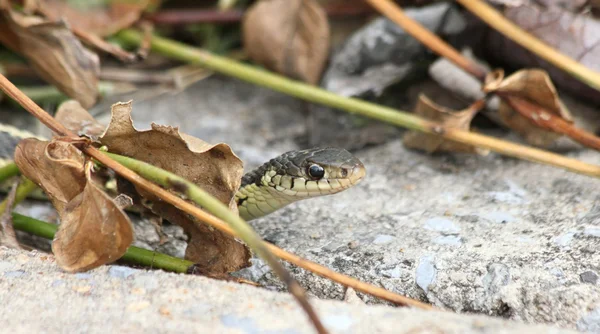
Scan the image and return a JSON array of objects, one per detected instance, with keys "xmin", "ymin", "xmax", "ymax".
[{"xmin": 0, "ymin": 123, "xmax": 366, "ymax": 221}]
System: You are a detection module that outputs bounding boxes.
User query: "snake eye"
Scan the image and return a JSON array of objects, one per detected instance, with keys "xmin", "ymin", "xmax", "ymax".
[{"xmin": 308, "ymin": 164, "xmax": 325, "ymax": 179}]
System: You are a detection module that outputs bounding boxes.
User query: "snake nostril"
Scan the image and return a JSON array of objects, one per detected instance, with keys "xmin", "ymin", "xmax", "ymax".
[{"xmin": 340, "ymin": 168, "xmax": 348, "ymax": 178}]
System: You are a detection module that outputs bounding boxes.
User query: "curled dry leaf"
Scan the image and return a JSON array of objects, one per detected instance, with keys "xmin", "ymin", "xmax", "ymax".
[
  {"xmin": 14, "ymin": 139, "xmax": 133, "ymax": 272},
  {"xmin": 55, "ymin": 100, "xmax": 106, "ymax": 140},
  {"xmin": 403, "ymin": 94, "xmax": 488, "ymax": 154},
  {"xmin": 243, "ymin": 0, "xmax": 330, "ymax": 85},
  {"xmin": 483, "ymin": 69, "xmax": 573, "ymax": 148},
  {"xmin": 0, "ymin": 8, "xmax": 99, "ymax": 108},
  {"xmin": 37, "ymin": 0, "xmax": 150, "ymax": 37},
  {"xmin": 54, "ymin": 162, "xmax": 133, "ymax": 272},
  {"xmin": 100, "ymin": 101, "xmax": 250, "ymax": 274}
]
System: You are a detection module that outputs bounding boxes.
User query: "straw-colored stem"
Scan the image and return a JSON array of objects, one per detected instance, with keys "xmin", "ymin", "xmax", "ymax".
[
  {"xmin": 115, "ymin": 29, "xmax": 600, "ymax": 178},
  {"xmin": 457, "ymin": 0, "xmax": 600, "ymax": 92}
]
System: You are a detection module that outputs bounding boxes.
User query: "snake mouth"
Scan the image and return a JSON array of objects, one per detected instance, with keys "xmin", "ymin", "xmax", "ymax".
[{"xmin": 349, "ymin": 161, "xmax": 366, "ymax": 186}]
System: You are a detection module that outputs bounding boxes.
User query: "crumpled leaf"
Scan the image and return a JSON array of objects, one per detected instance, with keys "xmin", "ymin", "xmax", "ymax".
[
  {"xmin": 55, "ymin": 100, "xmax": 106, "ymax": 140},
  {"xmin": 243, "ymin": 0, "xmax": 330, "ymax": 85},
  {"xmin": 37, "ymin": 0, "xmax": 150, "ymax": 37},
  {"xmin": 487, "ymin": 3, "xmax": 600, "ymax": 103},
  {"xmin": 54, "ymin": 163, "xmax": 133, "ymax": 272},
  {"xmin": 0, "ymin": 7, "xmax": 100, "ymax": 108},
  {"xmin": 403, "ymin": 94, "xmax": 488, "ymax": 154},
  {"xmin": 483, "ymin": 69, "xmax": 573, "ymax": 147},
  {"xmin": 14, "ymin": 138, "xmax": 133, "ymax": 272},
  {"xmin": 100, "ymin": 101, "xmax": 250, "ymax": 274}
]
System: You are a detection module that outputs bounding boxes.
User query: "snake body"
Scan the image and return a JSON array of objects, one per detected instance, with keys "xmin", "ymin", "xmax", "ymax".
[{"xmin": 0, "ymin": 124, "xmax": 366, "ymax": 221}]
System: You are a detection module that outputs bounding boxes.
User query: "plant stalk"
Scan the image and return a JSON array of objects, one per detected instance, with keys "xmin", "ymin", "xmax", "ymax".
[{"xmin": 115, "ymin": 29, "xmax": 600, "ymax": 178}]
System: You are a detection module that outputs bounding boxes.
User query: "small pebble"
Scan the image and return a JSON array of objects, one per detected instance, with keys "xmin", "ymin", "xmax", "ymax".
[
  {"xmin": 343, "ymin": 287, "xmax": 364, "ymax": 305},
  {"xmin": 580, "ymin": 271, "xmax": 599, "ymax": 285},
  {"xmin": 109, "ymin": 266, "xmax": 137, "ymax": 279},
  {"xmin": 373, "ymin": 234, "xmax": 395, "ymax": 244},
  {"xmin": 4, "ymin": 270, "xmax": 26, "ymax": 278}
]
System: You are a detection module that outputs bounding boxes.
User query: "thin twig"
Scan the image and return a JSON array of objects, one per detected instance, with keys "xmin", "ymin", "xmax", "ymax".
[
  {"xmin": 0, "ymin": 73, "xmax": 328, "ymax": 334},
  {"xmin": 115, "ymin": 29, "xmax": 600, "ymax": 178},
  {"xmin": 74, "ymin": 29, "xmax": 138, "ymax": 63},
  {"xmin": 363, "ymin": 0, "xmax": 600, "ymax": 151},
  {"xmin": 100, "ymin": 67, "xmax": 174, "ymax": 84}
]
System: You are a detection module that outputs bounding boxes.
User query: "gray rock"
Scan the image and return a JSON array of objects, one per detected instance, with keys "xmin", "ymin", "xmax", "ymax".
[
  {"xmin": 309, "ymin": 2, "xmax": 469, "ymax": 150},
  {"xmin": 424, "ymin": 217, "xmax": 460, "ymax": 233},
  {"xmin": 108, "ymin": 266, "xmax": 138, "ymax": 279},
  {"xmin": 373, "ymin": 234, "xmax": 395, "ymax": 245},
  {"xmin": 416, "ymin": 255, "xmax": 437, "ymax": 294},
  {"xmin": 578, "ymin": 307, "xmax": 600, "ymax": 333},
  {"xmin": 1, "ymin": 248, "xmax": 573, "ymax": 333},
  {"xmin": 580, "ymin": 271, "xmax": 599, "ymax": 285}
]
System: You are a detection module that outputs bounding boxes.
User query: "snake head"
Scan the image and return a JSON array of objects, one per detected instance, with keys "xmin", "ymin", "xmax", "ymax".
[
  {"xmin": 237, "ymin": 147, "xmax": 366, "ymax": 220},
  {"xmin": 274, "ymin": 147, "xmax": 366, "ymax": 196}
]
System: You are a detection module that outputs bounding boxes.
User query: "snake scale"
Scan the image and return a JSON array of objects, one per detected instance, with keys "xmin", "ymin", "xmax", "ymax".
[{"xmin": 0, "ymin": 123, "xmax": 366, "ymax": 221}]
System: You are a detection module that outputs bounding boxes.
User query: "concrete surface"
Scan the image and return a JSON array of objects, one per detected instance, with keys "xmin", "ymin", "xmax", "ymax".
[
  {"xmin": 4, "ymin": 75, "xmax": 600, "ymax": 332},
  {"xmin": 0, "ymin": 248, "xmax": 574, "ymax": 333}
]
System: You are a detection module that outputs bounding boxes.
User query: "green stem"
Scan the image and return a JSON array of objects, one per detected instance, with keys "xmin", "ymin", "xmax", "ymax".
[
  {"xmin": 11, "ymin": 213, "xmax": 194, "ymax": 273},
  {"xmin": 0, "ymin": 163, "xmax": 19, "ymax": 183},
  {"xmin": 116, "ymin": 29, "xmax": 429, "ymax": 133},
  {"xmin": 114, "ymin": 29, "xmax": 600, "ymax": 179},
  {"xmin": 0, "ymin": 178, "xmax": 37, "ymax": 215}
]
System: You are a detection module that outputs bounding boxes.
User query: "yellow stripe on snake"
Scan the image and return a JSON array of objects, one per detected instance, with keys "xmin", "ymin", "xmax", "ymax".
[{"xmin": 0, "ymin": 123, "xmax": 366, "ymax": 221}]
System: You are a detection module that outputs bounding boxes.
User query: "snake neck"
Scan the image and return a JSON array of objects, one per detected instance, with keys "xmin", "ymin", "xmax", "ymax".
[{"xmin": 236, "ymin": 164, "xmax": 299, "ymax": 221}]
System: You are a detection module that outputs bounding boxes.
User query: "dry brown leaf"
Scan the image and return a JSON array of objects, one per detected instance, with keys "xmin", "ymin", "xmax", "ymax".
[
  {"xmin": 14, "ymin": 138, "xmax": 86, "ymax": 213},
  {"xmin": 55, "ymin": 100, "xmax": 106, "ymax": 140},
  {"xmin": 53, "ymin": 162, "xmax": 133, "ymax": 272},
  {"xmin": 0, "ymin": 9, "xmax": 99, "ymax": 108},
  {"xmin": 488, "ymin": 3, "xmax": 600, "ymax": 103},
  {"xmin": 243, "ymin": 0, "xmax": 330, "ymax": 85},
  {"xmin": 100, "ymin": 101, "xmax": 250, "ymax": 274},
  {"xmin": 483, "ymin": 69, "xmax": 573, "ymax": 147},
  {"xmin": 14, "ymin": 139, "xmax": 133, "ymax": 272},
  {"xmin": 403, "ymin": 94, "xmax": 488, "ymax": 154},
  {"xmin": 37, "ymin": 0, "xmax": 150, "ymax": 37}
]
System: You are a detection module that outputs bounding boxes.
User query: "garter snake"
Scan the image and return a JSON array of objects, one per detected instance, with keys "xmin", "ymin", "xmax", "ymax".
[{"xmin": 1, "ymin": 123, "xmax": 366, "ymax": 221}]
